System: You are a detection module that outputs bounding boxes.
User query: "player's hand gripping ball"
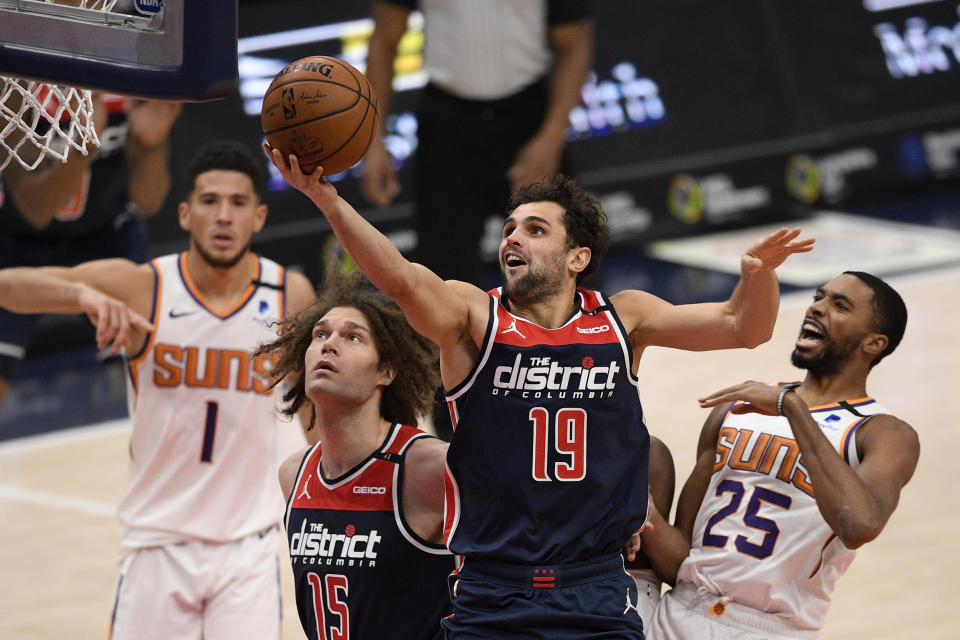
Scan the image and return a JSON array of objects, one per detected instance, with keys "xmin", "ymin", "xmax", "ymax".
[{"xmin": 261, "ymin": 55, "xmax": 380, "ymax": 176}]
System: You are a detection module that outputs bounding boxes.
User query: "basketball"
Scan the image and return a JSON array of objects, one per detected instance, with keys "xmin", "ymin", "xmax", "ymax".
[{"xmin": 261, "ymin": 56, "xmax": 379, "ymax": 176}]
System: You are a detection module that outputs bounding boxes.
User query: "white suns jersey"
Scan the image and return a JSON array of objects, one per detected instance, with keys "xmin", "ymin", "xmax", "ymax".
[
  {"xmin": 677, "ymin": 396, "xmax": 889, "ymax": 631},
  {"xmin": 118, "ymin": 252, "xmax": 287, "ymax": 548}
]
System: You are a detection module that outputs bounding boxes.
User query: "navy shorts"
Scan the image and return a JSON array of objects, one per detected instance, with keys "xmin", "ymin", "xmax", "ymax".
[
  {"xmin": 442, "ymin": 553, "xmax": 646, "ymax": 640},
  {"xmin": 0, "ymin": 212, "xmax": 147, "ymax": 377}
]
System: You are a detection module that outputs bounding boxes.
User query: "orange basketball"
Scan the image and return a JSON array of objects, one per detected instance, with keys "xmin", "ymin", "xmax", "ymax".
[{"xmin": 261, "ymin": 56, "xmax": 379, "ymax": 176}]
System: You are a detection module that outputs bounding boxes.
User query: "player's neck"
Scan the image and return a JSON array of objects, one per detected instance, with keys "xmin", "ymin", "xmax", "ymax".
[
  {"xmin": 184, "ymin": 250, "xmax": 256, "ymax": 310},
  {"xmin": 797, "ymin": 369, "xmax": 870, "ymax": 407},
  {"xmin": 505, "ymin": 283, "xmax": 579, "ymax": 328},
  {"xmin": 313, "ymin": 398, "xmax": 392, "ymax": 479}
]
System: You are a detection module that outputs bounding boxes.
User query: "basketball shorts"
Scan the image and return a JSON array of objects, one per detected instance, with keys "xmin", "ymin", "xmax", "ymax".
[
  {"xmin": 647, "ymin": 581, "xmax": 819, "ymax": 640},
  {"xmin": 628, "ymin": 568, "xmax": 662, "ymax": 634},
  {"xmin": 441, "ymin": 553, "xmax": 646, "ymax": 640},
  {"xmin": 109, "ymin": 524, "xmax": 282, "ymax": 640},
  {"xmin": 0, "ymin": 212, "xmax": 146, "ymax": 377}
]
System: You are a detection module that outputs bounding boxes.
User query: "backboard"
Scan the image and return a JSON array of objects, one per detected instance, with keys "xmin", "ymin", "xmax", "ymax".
[{"xmin": 0, "ymin": 0, "xmax": 238, "ymax": 101}]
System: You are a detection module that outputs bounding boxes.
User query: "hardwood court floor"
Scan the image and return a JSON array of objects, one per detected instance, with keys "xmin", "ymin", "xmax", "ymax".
[{"xmin": 0, "ymin": 267, "xmax": 958, "ymax": 639}]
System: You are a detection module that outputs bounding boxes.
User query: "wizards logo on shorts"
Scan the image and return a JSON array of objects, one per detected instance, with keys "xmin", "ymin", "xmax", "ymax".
[{"xmin": 135, "ymin": 0, "xmax": 163, "ymax": 16}]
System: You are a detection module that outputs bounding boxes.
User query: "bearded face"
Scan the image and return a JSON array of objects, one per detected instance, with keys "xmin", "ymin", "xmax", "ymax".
[
  {"xmin": 791, "ymin": 329, "xmax": 864, "ymax": 375},
  {"xmin": 502, "ymin": 247, "xmax": 566, "ymax": 304}
]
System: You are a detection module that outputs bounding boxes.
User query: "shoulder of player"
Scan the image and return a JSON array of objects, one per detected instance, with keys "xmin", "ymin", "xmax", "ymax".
[
  {"xmin": 404, "ymin": 435, "xmax": 448, "ymax": 471},
  {"xmin": 279, "ymin": 444, "xmax": 313, "ymax": 501},
  {"xmin": 443, "ymin": 279, "xmax": 488, "ymax": 303},
  {"xmin": 609, "ymin": 289, "xmax": 671, "ymax": 332},
  {"xmin": 284, "ymin": 270, "xmax": 316, "ymax": 315},
  {"xmin": 857, "ymin": 412, "xmax": 919, "ymax": 456},
  {"xmin": 401, "ymin": 435, "xmax": 447, "ymax": 514}
]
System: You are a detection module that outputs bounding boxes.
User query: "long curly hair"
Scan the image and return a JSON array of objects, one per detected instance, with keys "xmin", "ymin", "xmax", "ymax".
[{"xmin": 256, "ymin": 270, "xmax": 439, "ymax": 428}]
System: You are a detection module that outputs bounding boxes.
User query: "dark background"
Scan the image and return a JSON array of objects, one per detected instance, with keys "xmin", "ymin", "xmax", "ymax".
[
  {"xmin": 7, "ymin": 0, "xmax": 960, "ymax": 437},
  {"xmin": 146, "ymin": 0, "xmax": 960, "ymax": 287}
]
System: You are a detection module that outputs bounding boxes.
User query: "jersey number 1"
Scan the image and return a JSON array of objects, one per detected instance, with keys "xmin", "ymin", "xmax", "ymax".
[
  {"xmin": 307, "ymin": 572, "xmax": 349, "ymax": 640},
  {"xmin": 530, "ymin": 407, "xmax": 587, "ymax": 481},
  {"xmin": 200, "ymin": 401, "xmax": 218, "ymax": 463}
]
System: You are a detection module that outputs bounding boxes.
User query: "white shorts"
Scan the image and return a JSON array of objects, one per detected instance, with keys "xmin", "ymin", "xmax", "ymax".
[
  {"xmin": 627, "ymin": 568, "xmax": 662, "ymax": 634},
  {"xmin": 109, "ymin": 525, "xmax": 282, "ymax": 640},
  {"xmin": 647, "ymin": 581, "xmax": 819, "ymax": 640}
]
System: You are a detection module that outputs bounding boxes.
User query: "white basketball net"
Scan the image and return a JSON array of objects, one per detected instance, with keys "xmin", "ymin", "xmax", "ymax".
[{"xmin": 0, "ymin": 0, "xmax": 122, "ymax": 172}]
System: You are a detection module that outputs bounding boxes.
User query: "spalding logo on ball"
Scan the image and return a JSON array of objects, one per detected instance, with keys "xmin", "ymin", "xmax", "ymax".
[{"xmin": 261, "ymin": 55, "xmax": 380, "ymax": 176}]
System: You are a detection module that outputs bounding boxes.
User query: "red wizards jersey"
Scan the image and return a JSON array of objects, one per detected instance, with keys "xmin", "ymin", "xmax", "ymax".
[
  {"xmin": 286, "ymin": 424, "xmax": 455, "ymax": 640},
  {"xmin": 443, "ymin": 288, "xmax": 650, "ymax": 564}
]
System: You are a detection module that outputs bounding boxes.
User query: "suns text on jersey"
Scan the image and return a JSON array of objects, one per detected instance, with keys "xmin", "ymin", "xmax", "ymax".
[
  {"xmin": 152, "ymin": 344, "xmax": 277, "ymax": 394},
  {"xmin": 715, "ymin": 427, "xmax": 815, "ymax": 498}
]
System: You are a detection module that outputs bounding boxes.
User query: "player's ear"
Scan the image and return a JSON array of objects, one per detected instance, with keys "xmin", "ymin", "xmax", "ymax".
[
  {"xmin": 177, "ymin": 201, "xmax": 191, "ymax": 231},
  {"xmin": 377, "ymin": 365, "xmax": 396, "ymax": 387},
  {"xmin": 253, "ymin": 203, "xmax": 268, "ymax": 233},
  {"xmin": 861, "ymin": 332, "xmax": 888, "ymax": 359},
  {"xmin": 568, "ymin": 246, "xmax": 591, "ymax": 275}
]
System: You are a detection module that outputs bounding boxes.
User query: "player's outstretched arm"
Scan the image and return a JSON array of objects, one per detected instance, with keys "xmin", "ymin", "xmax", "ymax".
[
  {"xmin": 0, "ymin": 266, "xmax": 153, "ymax": 353},
  {"xmin": 265, "ymin": 147, "xmax": 481, "ymax": 352},
  {"xmin": 614, "ymin": 228, "xmax": 815, "ymax": 353},
  {"xmin": 701, "ymin": 382, "xmax": 919, "ymax": 549}
]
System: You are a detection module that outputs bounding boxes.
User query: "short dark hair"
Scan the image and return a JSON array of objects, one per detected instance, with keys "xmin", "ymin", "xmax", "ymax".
[
  {"xmin": 509, "ymin": 174, "xmax": 610, "ymax": 284},
  {"xmin": 185, "ymin": 140, "xmax": 265, "ymax": 201},
  {"xmin": 256, "ymin": 270, "xmax": 439, "ymax": 428},
  {"xmin": 843, "ymin": 271, "xmax": 907, "ymax": 367}
]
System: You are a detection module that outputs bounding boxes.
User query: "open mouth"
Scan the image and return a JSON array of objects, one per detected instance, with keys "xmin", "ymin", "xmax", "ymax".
[
  {"xmin": 503, "ymin": 252, "xmax": 527, "ymax": 269},
  {"xmin": 313, "ymin": 360, "xmax": 337, "ymax": 374},
  {"xmin": 796, "ymin": 318, "xmax": 826, "ymax": 349}
]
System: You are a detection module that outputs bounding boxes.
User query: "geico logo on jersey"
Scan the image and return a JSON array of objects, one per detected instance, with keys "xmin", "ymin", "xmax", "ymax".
[
  {"xmin": 289, "ymin": 519, "xmax": 382, "ymax": 567},
  {"xmin": 576, "ymin": 324, "xmax": 610, "ymax": 334},
  {"xmin": 492, "ymin": 353, "xmax": 620, "ymax": 399},
  {"xmin": 352, "ymin": 485, "xmax": 387, "ymax": 494},
  {"xmin": 152, "ymin": 344, "xmax": 277, "ymax": 394}
]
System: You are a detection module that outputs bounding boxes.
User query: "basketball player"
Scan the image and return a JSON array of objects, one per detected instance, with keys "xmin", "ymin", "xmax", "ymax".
[
  {"xmin": 639, "ymin": 272, "xmax": 918, "ymax": 639},
  {"xmin": 267, "ymin": 150, "xmax": 813, "ymax": 638},
  {"xmin": 0, "ymin": 141, "xmax": 315, "ymax": 640},
  {"xmin": 257, "ymin": 270, "xmax": 455, "ymax": 640}
]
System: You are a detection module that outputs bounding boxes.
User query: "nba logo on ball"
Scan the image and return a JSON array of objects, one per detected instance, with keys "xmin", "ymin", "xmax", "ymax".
[{"xmin": 261, "ymin": 56, "xmax": 380, "ymax": 176}]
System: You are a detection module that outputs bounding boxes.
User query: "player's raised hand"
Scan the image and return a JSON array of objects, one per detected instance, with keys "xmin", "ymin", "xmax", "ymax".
[
  {"xmin": 698, "ymin": 380, "xmax": 789, "ymax": 415},
  {"xmin": 360, "ymin": 142, "xmax": 400, "ymax": 207},
  {"xmin": 126, "ymin": 98, "xmax": 182, "ymax": 149},
  {"xmin": 741, "ymin": 228, "xmax": 815, "ymax": 274},
  {"xmin": 76, "ymin": 283, "xmax": 154, "ymax": 354},
  {"xmin": 263, "ymin": 144, "xmax": 339, "ymax": 210}
]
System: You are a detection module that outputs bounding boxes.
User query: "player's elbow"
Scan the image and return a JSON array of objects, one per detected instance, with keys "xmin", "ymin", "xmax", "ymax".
[
  {"xmin": 834, "ymin": 515, "xmax": 884, "ymax": 550},
  {"xmin": 737, "ymin": 328, "xmax": 772, "ymax": 350}
]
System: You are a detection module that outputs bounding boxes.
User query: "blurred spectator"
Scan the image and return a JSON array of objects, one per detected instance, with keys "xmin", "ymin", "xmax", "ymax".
[
  {"xmin": 0, "ymin": 94, "xmax": 181, "ymax": 415},
  {"xmin": 363, "ymin": 0, "xmax": 593, "ymax": 285}
]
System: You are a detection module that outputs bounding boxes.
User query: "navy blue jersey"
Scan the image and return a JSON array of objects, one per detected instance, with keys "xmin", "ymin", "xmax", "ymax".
[
  {"xmin": 286, "ymin": 424, "xmax": 455, "ymax": 640},
  {"xmin": 0, "ymin": 98, "xmax": 133, "ymax": 239},
  {"xmin": 443, "ymin": 288, "xmax": 650, "ymax": 564}
]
